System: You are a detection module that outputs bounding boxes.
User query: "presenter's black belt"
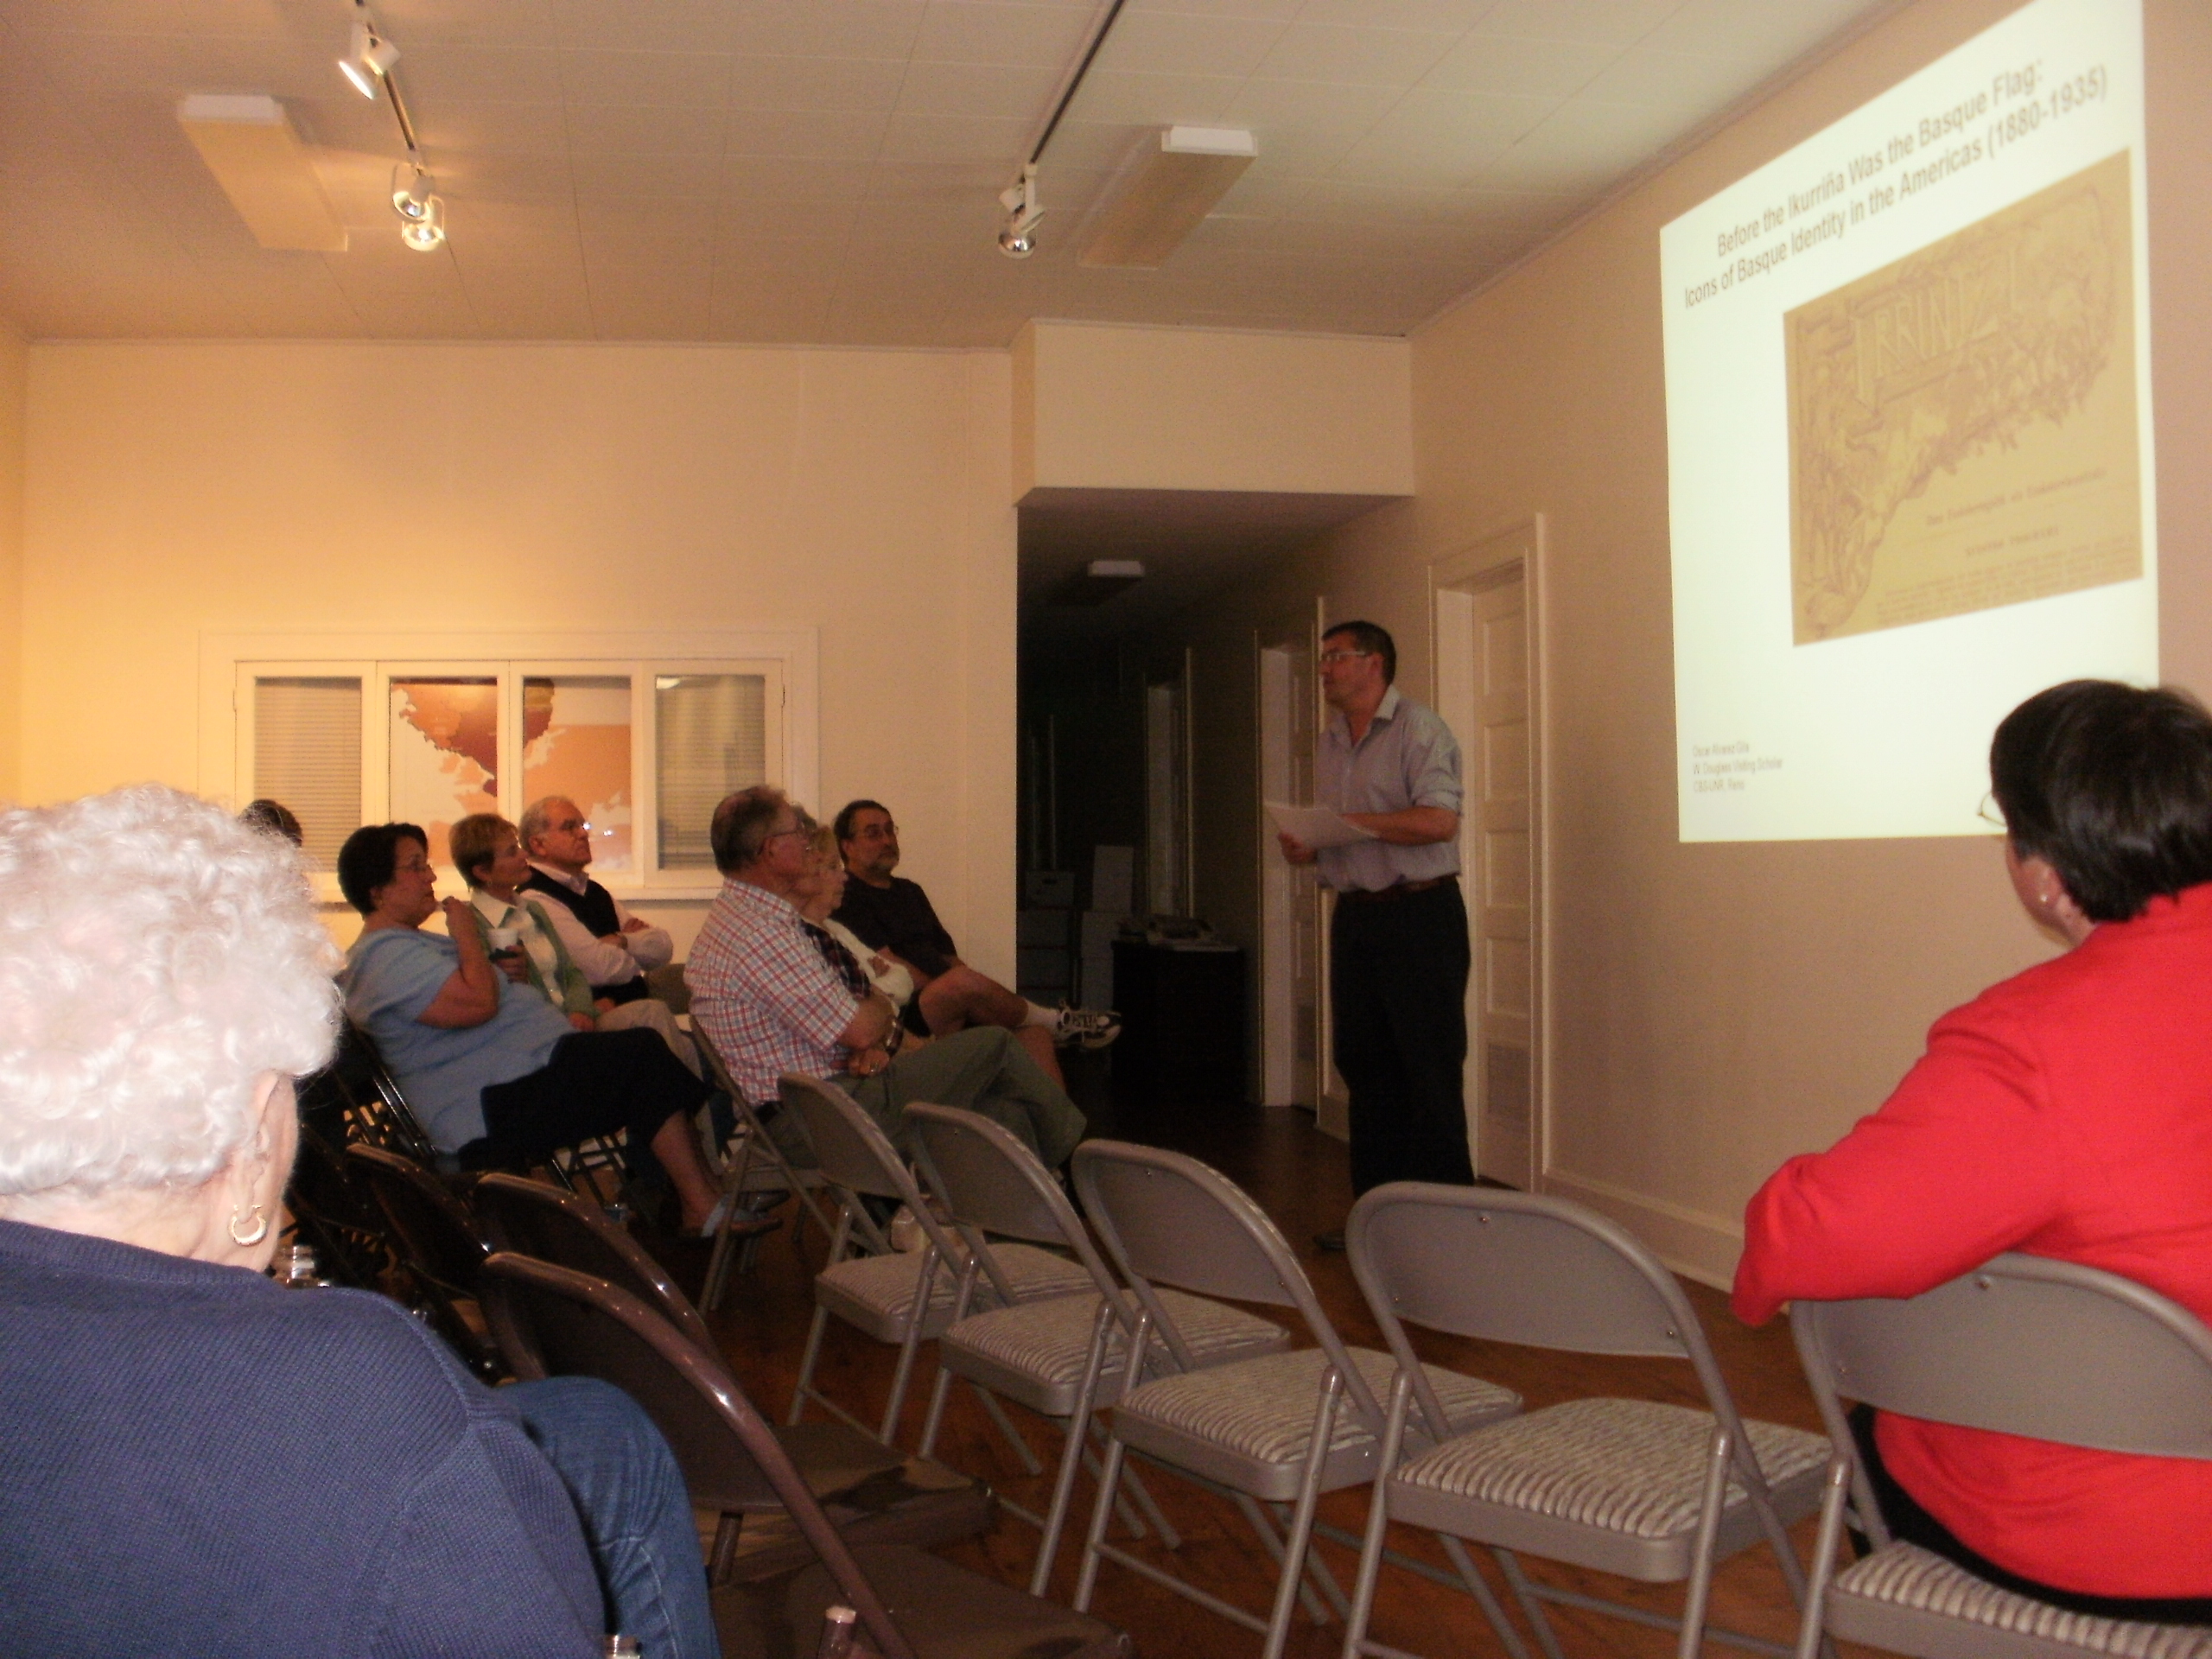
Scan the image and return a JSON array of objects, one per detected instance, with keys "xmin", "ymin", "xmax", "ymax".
[{"xmin": 1335, "ymin": 874, "xmax": 1457, "ymax": 906}]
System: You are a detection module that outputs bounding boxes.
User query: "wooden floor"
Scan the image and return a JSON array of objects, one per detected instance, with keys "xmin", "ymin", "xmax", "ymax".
[{"xmin": 679, "ymin": 1076, "xmax": 1839, "ymax": 1659}]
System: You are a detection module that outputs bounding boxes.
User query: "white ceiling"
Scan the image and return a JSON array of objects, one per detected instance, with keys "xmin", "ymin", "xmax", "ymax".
[{"xmin": 0, "ymin": 0, "xmax": 1893, "ymax": 346}]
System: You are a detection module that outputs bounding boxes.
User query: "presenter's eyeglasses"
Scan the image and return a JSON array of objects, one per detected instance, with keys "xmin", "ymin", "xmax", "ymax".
[{"xmin": 1319, "ymin": 649, "xmax": 1373, "ymax": 667}]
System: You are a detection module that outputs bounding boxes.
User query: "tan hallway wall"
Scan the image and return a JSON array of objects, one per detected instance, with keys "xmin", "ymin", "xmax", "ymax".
[
  {"xmin": 19, "ymin": 341, "xmax": 1019, "ymax": 967},
  {"xmin": 1171, "ymin": 0, "xmax": 2212, "ymax": 1285},
  {"xmin": 0, "ymin": 320, "xmax": 24, "ymax": 803}
]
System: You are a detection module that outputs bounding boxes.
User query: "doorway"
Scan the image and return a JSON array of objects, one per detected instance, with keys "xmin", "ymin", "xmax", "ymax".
[
  {"xmin": 1256, "ymin": 623, "xmax": 1323, "ymax": 1110},
  {"xmin": 1433, "ymin": 521, "xmax": 1544, "ymax": 1190}
]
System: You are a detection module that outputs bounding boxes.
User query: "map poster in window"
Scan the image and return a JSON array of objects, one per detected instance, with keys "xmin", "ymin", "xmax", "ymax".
[
  {"xmin": 390, "ymin": 678, "xmax": 498, "ymax": 861},
  {"xmin": 1785, "ymin": 149, "xmax": 2139, "ymax": 645},
  {"xmin": 522, "ymin": 677, "xmax": 633, "ymax": 871}
]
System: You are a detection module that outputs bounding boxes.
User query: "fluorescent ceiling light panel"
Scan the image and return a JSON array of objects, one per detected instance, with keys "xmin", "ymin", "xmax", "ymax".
[
  {"xmin": 1079, "ymin": 126, "xmax": 1255, "ymax": 270},
  {"xmin": 177, "ymin": 95, "xmax": 346, "ymax": 252}
]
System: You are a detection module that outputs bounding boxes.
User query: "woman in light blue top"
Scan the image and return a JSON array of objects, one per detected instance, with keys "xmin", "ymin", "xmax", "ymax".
[{"xmin": 336, "ymin": 823, "xmax": 724, "ymax": 1234}]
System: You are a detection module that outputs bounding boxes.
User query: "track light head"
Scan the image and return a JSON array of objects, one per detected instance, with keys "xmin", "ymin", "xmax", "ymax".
[
  {"xmin": 391, "ymin": 160, "xmax": 435, "ymax": 221},
  {"xmin": 996, "ymin": 163, "xmax": 1044, "ymax": 260},
  {"xmin": 399, "ymin": 193, "xmax": 445, "ymax": 251},
  {"xmin": 340, "ymin": 17, "xmax": 399, "ymax": 97}
]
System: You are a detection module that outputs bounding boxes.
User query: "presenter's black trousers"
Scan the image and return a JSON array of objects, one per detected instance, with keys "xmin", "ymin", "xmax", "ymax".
[{"xmin": 1330, "ymin": 877, "xmax": 1476, "ymax": 1196}]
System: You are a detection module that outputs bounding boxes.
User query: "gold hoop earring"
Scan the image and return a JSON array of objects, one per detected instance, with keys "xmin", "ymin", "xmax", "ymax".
[{"xmin": 227, "ymin": 1204, "xmax": 269, "ymax": 1247}]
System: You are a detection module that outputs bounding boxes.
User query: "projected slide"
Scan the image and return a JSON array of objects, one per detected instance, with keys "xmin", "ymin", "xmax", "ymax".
[{"xmin": 1662, "ymin": 0, "xmax": 2153, "ymax": 842}]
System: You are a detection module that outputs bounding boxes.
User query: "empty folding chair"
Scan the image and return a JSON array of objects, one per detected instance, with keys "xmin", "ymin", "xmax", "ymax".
[
  {"xmin": 779, "ymin": 1073, "xmax": 1091, "ymax": 1446},
  {"xmin": 1339, "ymin": 1183, "xmax": 1829, "ymax": 1659},
  {"xmin": 479, "ymin": 1251, "xmax": 1132, "ymax": 1658},
  {"xmin": 1070, "ymin": 1141, "xmax": 1522, "ymax": 1659},
  {"xmin": 1789, "ymin": 1252, "xmax": 2212, "ymax": 1659},
  {"xmin": 906, "ymin": 1101, "xmax": 1294, "ymax": 1593}
]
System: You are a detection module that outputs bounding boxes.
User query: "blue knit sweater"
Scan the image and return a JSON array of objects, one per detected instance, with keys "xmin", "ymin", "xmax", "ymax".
[{"xmin": 0, "ymin": 1218, "xmax": 602, "ymax": 1657}]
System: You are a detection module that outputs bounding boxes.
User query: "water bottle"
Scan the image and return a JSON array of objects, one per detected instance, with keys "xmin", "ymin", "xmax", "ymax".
[
  {"xmin": 605, "ymin": 1637, "xmax": 641, "ymax": 1657},
  {"xmin": 275, "ymin": 1244, "xmax": 327, "ymax": 1288}
]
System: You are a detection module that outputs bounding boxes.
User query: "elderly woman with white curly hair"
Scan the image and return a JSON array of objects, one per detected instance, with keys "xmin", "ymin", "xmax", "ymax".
[{"xmin": 0, "ymin": 785, "xmax": 720, "ymax": 1659}]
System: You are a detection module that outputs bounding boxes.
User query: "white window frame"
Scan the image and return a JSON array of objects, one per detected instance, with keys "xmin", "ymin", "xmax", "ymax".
[{"xmin": 203, "ymin": 630, "xmax": 818, "ymax": 903}]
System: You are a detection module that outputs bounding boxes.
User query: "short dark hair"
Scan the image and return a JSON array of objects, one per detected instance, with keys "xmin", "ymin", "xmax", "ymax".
[
  {"xmin": 1324, "ymin": 620, "xmax": 1395, "ymax": 685},
  {"xmin": 239, "ymin": 798, "xmax": 303, "ymax": 846},
  {"xmin": 336, "ymin": 823, "xmax": 428, "ymax": 915},
  {"xmin": 1991, "ymin": 680, "xmax": 2212, "ymax": 923},
  {"xmin": 710, "ymin": 787, "xmax": 813, "ymax": 875},
  {"xmin": 834, "ymin": 798, "xmax": 889, "ymax": 845}
]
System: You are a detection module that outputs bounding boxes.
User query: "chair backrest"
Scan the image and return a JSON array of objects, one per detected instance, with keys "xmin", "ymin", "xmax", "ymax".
[
  {"xmin": 332, "ymin": 1020, "xmax": 442, "ymax": 1166},
  {"xmin": 778, "ymin": 1074, "xmax": 1004, "ymax": 1296},
  {"xmin": 906, "ymin": 1102, "xmax": 1119, "ymax": 1298},
  {"xmin": 1349, "ymin": 1183, "xmax": 1738, "ymax": 1447},
  {"xmin": 283, "ymin": 1118, "xmax": 392, "ymax": 1288},
  {"xmin": 472, "ymin": 1172, "xmax": 715, "ymax": 1355},
  {"xmin": 477, "ymin": 1252, "xmax": 918, "ymax": 1659},
  {"xmin": 779, "ymin": 1074, "xmax": 916, "ymax": 1205},
  {"xmin": 1792, "ymin": 1252, "xmax": 2212, "ymax": 1462},
  {"xmin": 1071, "ymin": 1140, "xmax": 1374, "ymax": 1407},
  {"xmin": 346, "ymin": 1143, "xmax": 489, "ymax": 1294}
]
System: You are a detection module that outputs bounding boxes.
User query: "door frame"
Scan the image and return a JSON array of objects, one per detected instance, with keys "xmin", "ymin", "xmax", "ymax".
[
  {"xmin": 1254, "ymin": 605, "xmax": 1332, "ymax": 1118},
  {"xmin": 1430, "ymin": 516, "xmax": 1549, "ymax": 1187}
]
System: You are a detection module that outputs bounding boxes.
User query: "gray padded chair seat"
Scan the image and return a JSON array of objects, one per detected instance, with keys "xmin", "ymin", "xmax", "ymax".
[
  {"xmin": 1115, "ymin": 1344, "xmax": 1521, "ymax": 1502},
  {"xmin": 939, "ymin": 1286, "xmax": 1292, "ymax": 1416},
  {"xmin": 1388, "ymin": 1396, "xmax": 1829, "ymax": 1580},
  {"xmin": 1827, "ymin": 1545, "xmax": 2212, "ymax": 1659},
  {"xmin": 813, "ymin": 1241, "xmax": 1092, "ymax": 1344}
]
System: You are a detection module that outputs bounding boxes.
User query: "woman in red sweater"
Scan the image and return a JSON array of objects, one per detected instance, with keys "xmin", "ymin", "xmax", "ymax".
[{"xmin": 1734, "ymin": 679, "xmax": 2212, "ymax": 1619}]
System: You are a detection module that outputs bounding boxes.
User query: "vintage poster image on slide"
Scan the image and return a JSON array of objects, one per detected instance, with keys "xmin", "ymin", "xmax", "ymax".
[{"xmin": 1784, "ymin": 149, "xmax": 2138, "ymax": 645}]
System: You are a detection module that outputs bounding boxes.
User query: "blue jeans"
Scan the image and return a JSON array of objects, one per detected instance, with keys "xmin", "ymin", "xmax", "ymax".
[{"xmin": 512, "ymin": 1376, "xmax": 721, "ymax": 1659}]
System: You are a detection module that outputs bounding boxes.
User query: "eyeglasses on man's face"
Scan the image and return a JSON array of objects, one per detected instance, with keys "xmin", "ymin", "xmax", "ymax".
[{"xmin": 1319, "ymin": 648, "xmax": 1374, "ymax": 667}]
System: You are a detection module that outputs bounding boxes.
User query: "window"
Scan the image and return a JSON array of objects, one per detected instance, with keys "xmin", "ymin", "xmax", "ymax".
[{"xmin": 210, "ymin": 631, "xmax": 817, "ymax": 899}]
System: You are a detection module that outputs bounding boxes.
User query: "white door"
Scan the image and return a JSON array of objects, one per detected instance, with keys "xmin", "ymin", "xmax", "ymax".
[
  {"xmin": 1257, "ymin": 634, "xmax": 1321, "ymax": 1109},
  {"xmin": 1469, "ymin": 575, "xmax": 1535, "ymax": 1188}
]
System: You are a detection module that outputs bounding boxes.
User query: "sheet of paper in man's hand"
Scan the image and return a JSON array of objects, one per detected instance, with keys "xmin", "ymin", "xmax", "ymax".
[{"xmin": 1266, "ymin": 802, "xmax": 1376, "ymax": 850}]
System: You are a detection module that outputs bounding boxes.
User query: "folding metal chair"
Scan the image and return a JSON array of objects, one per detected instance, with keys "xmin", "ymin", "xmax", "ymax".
[
  {"xmin": 1339, "ymin": 1183, "xmax": 1830, "ymax": 1659},
  {"xmin": 688, "ymin": 1024, "xmax": 839, "ymax": 1310},
  {"xmin": 320, "ymin": 1020, "xmax": 441, "ymax": 1167},
  {"xmin": 345, "ymin": 1142, "xmax": 504, "ymax": 1380},
  {"xmin": 471, "ymin": 1201, "xmax": 994, "ymax": 1590},
  {"xmin": 1789, "ymin": 1252, "xmax": 2212, "ymax": 1659},
  {"xmin": 906, "ymin": 1101, "xmax": 1294, "ymax": 1593},
  {"xmin": 479, "ymin": 1252, "xmax": 1132, "ymax": 1659},
  {"xmin": 779, "ymin": 1073, "xmax": 1092, "ymax": 1446},
  {"xmin": 1069, "ymin": 1141, "xmax": 1522, "ymax": 1659}
]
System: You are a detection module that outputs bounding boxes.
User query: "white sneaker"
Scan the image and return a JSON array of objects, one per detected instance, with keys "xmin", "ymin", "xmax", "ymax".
[{"xmin": 1053, "ymin": 1004, "xmax": 1122, "ymax": 1050}]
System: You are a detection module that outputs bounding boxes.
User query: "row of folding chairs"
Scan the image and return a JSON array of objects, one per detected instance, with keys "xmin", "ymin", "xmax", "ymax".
[
  {"xmin": 456, "ymin": 1168, "xmax": 1134, "ymax": 1657},
  {"xmin": 768, "ymin": 1076, "xmax": 1834, "ymax": 1659}
]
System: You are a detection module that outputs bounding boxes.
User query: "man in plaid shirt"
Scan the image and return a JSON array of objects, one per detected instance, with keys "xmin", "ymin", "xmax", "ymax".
[{"xmin": 687, "ymin": 787, "xmax": 1086, "ymax": 1166}]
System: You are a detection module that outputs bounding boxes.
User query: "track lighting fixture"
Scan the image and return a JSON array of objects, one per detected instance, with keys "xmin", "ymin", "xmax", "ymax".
[
  {"xmin": 399, "ymin": 194, "xmax": 445, "ymax": 251},
  {"xmin": 998, "ymin": 165, "xmax": 1044, "ymax": 259},
  {"xmin": 391, "ymin": 158, "xmax": 435, "ymax": 220},
  {"xmin": 339, "ymin": 17, "xmax": 399, "ymax": 98}
]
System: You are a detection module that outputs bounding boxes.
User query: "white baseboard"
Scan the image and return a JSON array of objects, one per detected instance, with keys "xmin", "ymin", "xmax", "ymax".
[{"xmin": 1537, "ymin": 1168, "xmax": 1745, "ymax": 1293}]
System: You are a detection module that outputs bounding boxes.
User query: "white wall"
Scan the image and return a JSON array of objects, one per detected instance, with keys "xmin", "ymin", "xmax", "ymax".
[{"xmin": 19, "ymin": 340, "xmax": 1020, "ymax": 970}]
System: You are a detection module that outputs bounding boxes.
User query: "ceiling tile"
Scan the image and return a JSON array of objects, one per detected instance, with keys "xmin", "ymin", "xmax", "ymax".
[
  {"xmin": 546, "ymin": 0, "xmax": 742, "ymax": 53},
  {"xmin": 556, "ymin": 48, "xmax": 732, "ymax": 106},
  {"xmin": 718, "ymin": 156, "xmax": 843, "ymax": 201},
  {"xmin": 910, "ymin": 3, "xmax": 1099, "ymax": 69},
  {"xmin": 1481, "ymin": 95, "xmax": 1684, "ymax": 194},
  {"xmin": 1092, "ymin": 10, "xmax": 1287, "ymax": 78},
  {"xmin": 1252, "ymin": 24, "xmax": 1461, "ymax": 87},
  {"xmin": 1295, "ymin": 0, "xmax": 1497, "ymax": 26},
  {"xmin": 894, "ymin": 59, "xmax": 1060, "ymax": 121},
  {"xmin": 569, "ymin": 150, "xmax": 721, "ymax": 198},
  {"xmin": 723, "ymin": 106, "xmax": 891, "ymax": 160},
  {"xmin": 389, "ymin": 44, "xmax": 566, "ymax": 104},
  {"xmin": 724, "ymin": 0, "xmax": 930, "ymax": 60},
  {"xmin": 1578, "ymin": 47, "xmax": 1782, "ymax": 112},
  {"xmin": 1419, "ymin": 30, "xmax": 1623, "ymax": 97},
  {"xmin": 1643, "ymin": 0, "xmax": 1876, "ymax": 62},
  {"xmin": 409, "ymin": 99, "xmax": 570, "ymax": 155},
  {"xmin": 562, "ymin": 103, "xmax": 728, "ymax": 155},
  {"xmin": 878, "ymin": 111, "xmax": 1027, "ymax": 164},
  {"xmin": 1470, "ymin": 0, "xmax": 1684, "ymax": 49},
  {"xmin": 724, "ymin": 54, "xmax": 909, "ymax": 111},
  {"xmin": 374, "ymin": 0, "xmax": 563, "ymax": 52},
  {"xmin": 1061, "ymin": 68, "xmax": 1244, "ymax": 125}
]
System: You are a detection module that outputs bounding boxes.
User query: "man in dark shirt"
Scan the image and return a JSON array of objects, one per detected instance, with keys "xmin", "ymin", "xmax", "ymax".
[{"xmin": 831, "ymin": 800, "xmax": 1119, "ymax": 1067}]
